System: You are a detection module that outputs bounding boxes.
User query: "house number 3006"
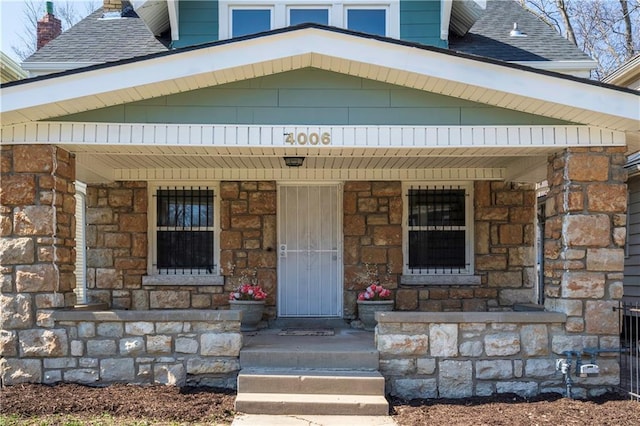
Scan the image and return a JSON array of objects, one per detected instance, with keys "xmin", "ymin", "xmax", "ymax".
[{"xmin": 285, "ymin": 132, "xmax": 331, "ymax": 145}]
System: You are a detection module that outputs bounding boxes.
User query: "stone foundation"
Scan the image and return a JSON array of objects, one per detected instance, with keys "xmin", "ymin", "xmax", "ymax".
[
  {"xmin": 377, "ymin": 311, "xmax": 618, "ymax": 399},
  {"xmin": 2, "ymin": 310, "xmax": 242, "ymax": 388}
]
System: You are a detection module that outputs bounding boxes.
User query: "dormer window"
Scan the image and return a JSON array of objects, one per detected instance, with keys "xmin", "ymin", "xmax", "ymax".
[{"xmin": 220, "ymin": 1, "xmax": 399, "ymax": 40}]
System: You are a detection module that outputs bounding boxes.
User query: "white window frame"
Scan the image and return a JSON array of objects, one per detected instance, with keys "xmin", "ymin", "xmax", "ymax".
[
  {"xmin": 402, "ymin": 181, "xmax": 474, "ymax": 276},
  {"xmin": 287, "ymin": 5, "xmax": 331, "ymax": 26},
  {"xmin": 344, "ymin": 5, "xmax": 389, "ymax": 37},
  {"xmin": 147, "ymin": 182, "xmax": 221, "ymax": 277},
  {"xmin": 219, "ymin": 1, "xmax": 399, "ymax": 40}
]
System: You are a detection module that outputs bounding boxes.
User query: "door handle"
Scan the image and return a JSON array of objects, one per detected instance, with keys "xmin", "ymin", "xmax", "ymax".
[{"xmin": 279, "ymin": 244, "xmax": 287, "ymax": 257}]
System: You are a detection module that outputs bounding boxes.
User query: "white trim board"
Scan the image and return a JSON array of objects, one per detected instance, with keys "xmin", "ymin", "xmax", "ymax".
[{"xmin": 0, "ymin": 123, "xmax": 625, "ymax": 148}]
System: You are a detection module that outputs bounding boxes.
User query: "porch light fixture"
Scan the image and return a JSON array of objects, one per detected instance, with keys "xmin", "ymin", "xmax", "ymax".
[{"xmin": 284, "ymin": 157, "xmax": 305, "ymax": 167}]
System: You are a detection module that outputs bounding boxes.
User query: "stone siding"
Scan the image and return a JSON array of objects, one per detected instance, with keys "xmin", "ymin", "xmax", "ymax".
[
  {"xmin": 219, "ymin": 181, "xmax": 277, "ymax": 319},
  {"xmin": 85, "ymin": 182, "xmax": 148, "ymax": 309},
  {"xmin": 544, "ymin": 147, "xmax": 625, "ymax": 347},
  {"xmin": 343, "ymin": 182, "xmax": 402, "ymax": 318},
  {"xmin": 2, "ymin": 310, "xmax": 242, "ymax": 388},
  {"xmin": 377, "ymin": 311, "xmax": 617, "ymax": 399}
]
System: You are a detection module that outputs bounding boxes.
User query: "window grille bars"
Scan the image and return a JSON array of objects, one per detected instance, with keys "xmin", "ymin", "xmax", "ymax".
[
  {"xmin": 407, "ymin": 184, "xmax": 468, "ymax": 274},
  {"xmin": 156, "ymin": 187, "xmax": 216, "ymax": 275}
]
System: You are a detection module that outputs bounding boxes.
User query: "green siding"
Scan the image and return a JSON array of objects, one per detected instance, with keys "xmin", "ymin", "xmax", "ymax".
[
  {"xmin": 53, "ymin": 69, "xmax": 566, "ymax": 126},
  {"xmin": 172, "ymin": 0, "xmax": 219, "ymax": 48},
  {"xmin": 400, "ymin": 0, "xmax": 446, "ymax": 48}
]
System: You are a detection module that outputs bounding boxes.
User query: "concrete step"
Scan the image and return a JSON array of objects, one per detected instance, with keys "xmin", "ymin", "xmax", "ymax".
[
  {"xmin": 238, "ymin": 369, "xmax": 385, "ymax": 395},
  {"xmin": 234, "ymin": 393, "xmax": 389, "ymax": 416},
  {"xmin": 240, "ymin": 347, "xmax": 379, "ymax": 370}
]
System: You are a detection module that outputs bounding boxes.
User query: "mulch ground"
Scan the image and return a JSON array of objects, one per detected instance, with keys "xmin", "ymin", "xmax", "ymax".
[{"xmin": 1, "ymin": 383, "xmax": 639, "ymax": 425}]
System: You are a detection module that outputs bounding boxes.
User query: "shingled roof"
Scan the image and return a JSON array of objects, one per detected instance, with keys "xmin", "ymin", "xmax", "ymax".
[
  {"xmin": 23, "ymin": 7, "xmax": 169, "ymax": 65},
  {"xmin": 22, "ymin": 0, "xmax": 590, "ymax": 68},
  {"xmin": 449, "ymin": 0, "xmax": 592, "ymax": 62}
]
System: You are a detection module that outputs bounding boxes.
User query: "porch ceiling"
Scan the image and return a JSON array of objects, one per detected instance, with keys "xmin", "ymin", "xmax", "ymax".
[{"xmin": 70, "ymin": 143, "xmax": 551, "ymax": 183}]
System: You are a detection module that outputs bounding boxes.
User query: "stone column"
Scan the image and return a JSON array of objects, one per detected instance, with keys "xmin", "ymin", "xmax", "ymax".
[
  {"xmin": 544, "ymin": 147, "xmax": 626, "ymax": 394},
  {"xmin": 1, "ymin": 145, "xmax": 76, "ymax": 382}
]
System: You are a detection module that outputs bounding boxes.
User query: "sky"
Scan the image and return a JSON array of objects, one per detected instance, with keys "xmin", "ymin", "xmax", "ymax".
[
  {"xmin": 1, "ymin": 0, "xmax": 98, "ymax": 63},
  {"xmin": 1, "ymin": 1, "xmax": 27, "ymax": 62}
]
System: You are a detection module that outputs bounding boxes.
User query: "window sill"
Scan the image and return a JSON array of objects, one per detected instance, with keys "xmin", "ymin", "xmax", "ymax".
[
  {"xmin": 400, "ymin": 275, "xmax": 481, "ymax": 286},
  {"xmin": 142, "ymin": 275, "xmax": 224, "ymax": 286}
]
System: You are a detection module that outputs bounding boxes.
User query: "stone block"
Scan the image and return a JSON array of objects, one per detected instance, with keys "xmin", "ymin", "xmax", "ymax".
[
  {"xmin": 565, "ymin": 317, "xmax": 584, "ymax": 332},
  {"xmin": 344, "ymin": 215, "xmax": 366, "ymax": 236},
  {"xmin": 154, "ymin": 363, "xmax": 186, "ymax": 386},
  {"xmin": 485, "ymin": 333, "xmax": 520, "ymax": 356},
  {"xmin": 125, "ymin": 321, "xmax": 154, "ymax": 335},
  {"xmin": 520, "ymin": 325, "xmax": 549, "ymax": 356},
  {"xmin": 220, "ymin": 182, "xmax": 239, "ymax": 199},
  {"xmin": 248, "ymin": 191, "xmax": 276, "ymax": 214},
  {"xmin": 524, "ymin": 359, "xmax": 556, "ymax": 378},
  {"xmin": 108, "ymin": 189, "xmax": 133, "ymax": 207},
  {"xmin": 587, "ymin": 183, "xmax": 627, "ymax": 212},
  {"xmin": 150, "ymin": 291, "xmax": 190, "ymax": 309},
  {"xmin": 567, "ymin": 154, "xmax": 609, "ymax": 182},
  {"xmin": 395, "ymin": 289, "xmax": 418, "ymax": 310},
  {"xmin": 459, "ymin": 340, "xmax": 483, "ymax": 357},
  {"xmin": 120, "ymin": 214, "xmax": 147, "ymax": 232},
  {"xmin": 551, "ymin": 335, "xmax": 598, "ymax": 354},
  {"xmin": 561, "ymin": 272, "xmax": 605, "ymax": 299},
  {"xmin": 585, "ymin": 300, "xmax": 619, "ymax": 334},
  {"xmin": 4, "ymin": 359, "xmax": 42, "ymax": 384},
  {"xmin": 13, "ymin": 206, "xmax": 54, "ymax": 236},
  {"xmin": 79, "ymin": 358, "xmax": 98, "ymax": 368},
  {"xmin": 96, "ymin": 268, "xmax": 120, "ymax": 289},
  {"xmin": 147, "ymin": 335, "xmax": 172, "ymax": 354},
  {"xmin": 487, "ymin": 271, "xmax": 522, "ymax": 287},
  {"xmin": 361, "ymin": 247, "xmax": 387, "ymax": 264},
  {"xmin": 71, "ymin": 340, "xmax": 84, "ymax": 356},
  {"xmin": 104, "ymin": 232, "xmax": 131, "ymax": 248},
  {"xmin": 86, "ymin": 339, "xmax": 117, "ymax": 356},
  {"xmin": 77, "ymin": 322, "xmax": 96, "ymax": 338},
  {"xmin": 586, "ymin": 248, "xmax": 624, "ymax": 272},
  {"xmin": 564, "ymin": 215, "xmax": 610, "ymax": 247},
  {"xmin": 499, "ymin": 289, "xmax": 533, "ymax": 306},
  {"xmin": 380, "ymin": 358, "xmax": 415, "ymax": 375},
  {"xmin": 496, "ymin": 381, "xmax": 538, "ymax": 398},
  {"xmin": 476, "ymin": 254, "xmax": 507, "ymax": 270},
  {"xmin": 429, "ymin": 324, "xmax": 458, "ymax": 357},
  {"xmin": 186, "ymin": 358, "xmax": 240, "ymax": 375},
  {"xmin": 377, "ymin": 334, "xmax": 428, "ymax": 356},
  {"xmin": 391, "ymin": 378, "xmax": 437, "ymax": 399},
  {"xmin": 63, "ymin": 369, "xmax": 99, "ymax": 384},
  {"xmin": 476, "ymin": 360, "xmax": 513, "ymax": 379},
  {"xmin": 476, "ymin": 207, "xmax": 509, "ymax": 221},
  {"xmin": 97, "ymin": 322, "xmax": 124, "ymax": 338},
  {"xmin": 0, "ymin": 175, "xmax": 36, "ymax": 205},
  {"xmin": 87, "ymin": 249, "xmax": 113, "ymax": 268},
  {"xmin": 120, "ymin": 337, "xmax": 145, "ymax": 355},
  {"xmin": 175, "ymin": 337, "xmax": 198, "ymax": 354},
  {"xmin": 0, "ymin": 330, "xmax": 18, "ymax": 356},
  {"xmin": 371, "ymin": 181, "xmax": 401, "ymax": 197},
  {"xmin": 19, "ymin": 329, "xmax": 68, "ymax": 357},
  {"xmin": 416, "ymin": 358, "xmax": 436, "ymax": 374},
  {"xmin": 35, "ymin": 293, "xmax": 65, "ymax": 309},
  {"xmin": 0, "ymin": 237, "xmax": 34, "ymax": 265},
  {"xmin": 101, "ymin": 358, "xmax": 135, "ymax": 382},
  {"xmin": 43, "ymin": 370, "xmax": 62, "ymax": 384},
  {"xmin": 544, "ymin": 299, "xmax": 582, "ymax": 316},
  {"xmin": 499, "ymin": 224, "xmax": 523, "ymax": 244},
  {"xmin": 372, "ymin": 225, "xmax": 402, "ymax": 246},
  {"xmin": 439, "ymin": 360, "xmax": 473, "ymax": 398},
  {"xmin": 15, "ymin": 264, "xmax": 57, "ymax": 292},
  {"xmin": 247, "ymin": 251, "xmax": 276, "ymax": 268},
  {"xmin": 608, "ymin": 281, "xmax": 624, "ymax": 299},
  {"xmin": 200, "ymin": 333, "xmax": 242, "ymax": 356},
  {"xmin": 156, "ymin": 322, "xmax": 183, "ymax": 334},
  {"xmin": 0, "ymin": 294, "xmax": 34, "ymax": 329},
  {"xmin": 44, "ymin": 357, "xmax": 77, "ymax": 369}
]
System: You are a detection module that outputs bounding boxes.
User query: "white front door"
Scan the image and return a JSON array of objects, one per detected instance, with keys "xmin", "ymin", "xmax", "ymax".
[{"xmin": 278, "ymin": 184, "xmax": 342, "ymax": 317}]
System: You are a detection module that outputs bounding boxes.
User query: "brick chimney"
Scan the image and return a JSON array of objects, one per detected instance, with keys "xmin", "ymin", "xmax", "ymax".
[
  {"xmin": 36, "ymin": 2, "xmax": 62, "ymax": 50},
  {"xmin": 103, "ymin": 0, "xmax": 123, "ymax": 13}
]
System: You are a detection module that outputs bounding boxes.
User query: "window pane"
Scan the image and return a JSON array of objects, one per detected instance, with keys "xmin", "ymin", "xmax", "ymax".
[
  {"xmin": 408, "ymin": 189, "xmax": 465, "ymax": 227},
  {"xmin": 157, "ymin": 231, "xmax": 215, "ymax": 272},
  {"xmin": 157, "ymin": 189, "xmax": 213, "ymax": 228},
  {"xmin": 290, "ymin": 9, "xmax": 329, "ymax": 25},
  {"xmin": 347, "ymin": 9, "xmax": 385, "ymax": 36},
  {"xmin": 408, "ymin": 230, "xmax": 466, "ymax": 270},
  {"xmin": 232, "ymin": 9, "xmax": 271, "ymax": 37}
]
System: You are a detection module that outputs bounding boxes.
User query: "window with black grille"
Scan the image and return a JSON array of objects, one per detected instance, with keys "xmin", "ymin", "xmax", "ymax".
[
  {"xmin": 155, "ymin": 187, "xmax": 216, "ymax": 274},
  {"xmin": 407, "ymin": 185, "xmax": 469, "ymax": 274}
]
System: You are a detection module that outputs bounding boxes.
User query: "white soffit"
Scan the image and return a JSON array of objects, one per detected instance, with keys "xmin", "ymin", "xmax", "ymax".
[{"xmin": 1, "ymin": 27, "xmax": 638, "ymax": 135}]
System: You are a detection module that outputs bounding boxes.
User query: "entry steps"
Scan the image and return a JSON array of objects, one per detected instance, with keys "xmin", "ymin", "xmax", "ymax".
[
  {"xmin": 235, "ymin": 328, "xmax": 389, "ymax": 416},
  {"xmin": 235, "ymin": 368, "xmax": 389, "ymax": 415}
]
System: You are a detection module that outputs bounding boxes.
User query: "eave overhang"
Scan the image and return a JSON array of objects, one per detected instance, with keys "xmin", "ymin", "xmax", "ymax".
[{"xmin": 1, "ymin": 25, "xmax": 638, "ymax": 139}]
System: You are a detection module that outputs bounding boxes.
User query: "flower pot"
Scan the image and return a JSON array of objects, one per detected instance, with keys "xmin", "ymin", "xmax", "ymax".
[
  {"xmin": 357, "ymin": 300, "xmax": 394, "ymax": 331},
  {"xmin": 229, "ymin": 300, "xmax": 265, "ymax": 331}
]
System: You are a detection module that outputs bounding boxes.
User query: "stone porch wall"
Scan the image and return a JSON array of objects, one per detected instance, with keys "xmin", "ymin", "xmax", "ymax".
[
  {"xmin": 219, "ymin": 181, "xmax": 277, "ymax": 319},
  {"xmin": 376, "ymin": 311, "xmax": 618, "ymax": 399},
  {"xmin": 2, "ymin": 310, "xmax": 242, "ymax": 388},
  {"xmin": 343, "ymin": 182, "xmax": 403, "ymax": 319}
]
